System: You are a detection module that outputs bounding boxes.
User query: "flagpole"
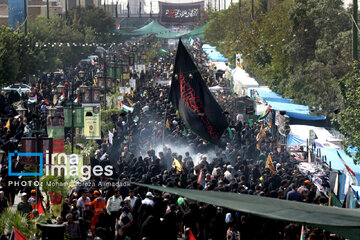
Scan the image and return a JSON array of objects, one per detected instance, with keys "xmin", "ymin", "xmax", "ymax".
[{"xmin": 162, "ymin": 103, "xmax": 168, "ymax": 146}]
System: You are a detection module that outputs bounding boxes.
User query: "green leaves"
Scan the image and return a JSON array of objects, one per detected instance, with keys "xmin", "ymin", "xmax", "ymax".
[
  {"xmin": 336, "ymin": 61, "xmax": 360, "ymax": 164},
  {"xmin": 204, "ymin": 0, "xmax": 352, "ymax": 116},
  {"xmin": 0, "ymin": 26, "xmax": 21, "ymax": 85}
]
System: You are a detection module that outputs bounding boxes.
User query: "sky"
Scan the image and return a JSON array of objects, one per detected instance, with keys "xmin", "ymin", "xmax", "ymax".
[{"xmin": 103, "ymin": 0, "xmax": 353, "ymax": 14}]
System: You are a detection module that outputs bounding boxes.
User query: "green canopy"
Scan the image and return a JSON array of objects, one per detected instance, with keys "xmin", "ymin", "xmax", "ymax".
[
  {"xmin": 112, "ymin": 20, "xmax": 176, "ymax": 37},
  {"xmin": 179, "ymin": 24, "xmax": 207, "ymax": 39},
  {"xmin": 132, "ymin": 183, "xmax": 360, "ymax": 240},
  {"xmin": 156, "ymin": 24, "xmax": 207, "ymax": 39}
]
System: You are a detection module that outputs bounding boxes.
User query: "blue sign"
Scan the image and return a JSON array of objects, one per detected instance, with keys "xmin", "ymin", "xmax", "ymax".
[
  {"xmin": 8, "ymin": 0, "xmax": 26, "ymax": 29},
  {"xmin": 8, "ymin": 150, "xmax": 43, "ymax": 176}
]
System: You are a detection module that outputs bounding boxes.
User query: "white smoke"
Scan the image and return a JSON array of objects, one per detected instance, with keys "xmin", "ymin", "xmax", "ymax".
[{"xmin": 153, "ymin": 142, "xmax": 219, "ymax": 166}]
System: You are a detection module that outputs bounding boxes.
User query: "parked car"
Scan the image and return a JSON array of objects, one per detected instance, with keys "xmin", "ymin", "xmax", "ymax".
[{"xmin": 3, "ymin": 83, "xmax": 31, "ymax": 95}]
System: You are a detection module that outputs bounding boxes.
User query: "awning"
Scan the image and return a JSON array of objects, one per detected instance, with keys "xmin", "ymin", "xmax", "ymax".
[{"xmin": 132, "ymin": 183, "xmax": 360, "ymax": 239}]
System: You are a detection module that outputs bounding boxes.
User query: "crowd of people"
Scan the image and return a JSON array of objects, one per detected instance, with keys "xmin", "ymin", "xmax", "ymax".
[{"xmin": 0, "ymin": 37, "xmax": 340, "ymax": 240}]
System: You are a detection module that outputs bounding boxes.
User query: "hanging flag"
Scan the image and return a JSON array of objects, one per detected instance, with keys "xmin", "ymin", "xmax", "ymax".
[
  {"xmin": 74, "ymin": 94, "xmax": 79, "ymax": 104},
  {"xmin": 300, "ymin": 225, "xmax": 306, "ymax": 240},
  {"xmin": 337, "ymin": 151, "xmax": 356, "ymax": 177},
  {"xmin": 5, "ymin": 119, "xmax": 10, "ymax": 130},
  {"xmin": 227, "ymin": 127, "xmax": 233, "ymax": 139},
  {"xmin": 257, "ymin": 106, "xmax": 271, "ymax": 122},
  {"xmin": 31, "ymin": 198, "xmax": 45, "ymax": 218},
  {"xmin": 256, "ymin": 141, "xmax": 261, "ymax": 151},
  {"xmin": 9, "ymin": 226, "xmax": 28, "ymax": 240},
  {"xmin": 131, "ymin": 89, "xmax": 134, "ymax": 98},
  {"xmin": 256, "ymin": 125, "xmax": 266, "ymax": 142},
  {"xmin": 172, "ymin": 158, "xmax": 182, "ymax": 173},
  {"xmin": 166, "ymin": 119, "xmax": 170, "ymax": 130},
  {"xmin": 197, "ymin": 169, "xmax": 205, "ymax": 187},
  {"xmin": 28, "ymin": 95, "xmax": 37, "ymax": 104},
  {"xmin": 265, "ymin": 153, "xmax": 276, "ymax": 173},
  {"xmin": 120, "ymin": 102, "xmax": 134, "ymax": 113},
  {"xmin": 189, "ymin": 229, "xmax": 197, "ymax": 240},
  {"xmin": 59, "ymin": 91, "xmax": 66, "ymax": 103},
  {"xmin": 169, "ymin": 39, "xmax": 228, "ymax": 144}
]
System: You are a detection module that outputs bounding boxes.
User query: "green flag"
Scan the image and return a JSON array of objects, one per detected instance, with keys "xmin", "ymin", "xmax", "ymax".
[{"xmin": 227, "ymin": 127, "xmax": 233, "ymax": 139}]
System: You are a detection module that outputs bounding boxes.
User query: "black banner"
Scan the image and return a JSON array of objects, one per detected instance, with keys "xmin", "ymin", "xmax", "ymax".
[
  {"xmin": 169, "ymin": 40, "xmax": 228, "ymax": 144},
  {"xmin": 158, "ymin": 1, "xmax": 204, "ymax": 25}
]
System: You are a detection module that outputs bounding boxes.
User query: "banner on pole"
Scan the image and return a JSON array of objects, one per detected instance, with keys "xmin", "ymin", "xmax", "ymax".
[{"xmin": 83, "ymin": 104, "xmax": 101, "ymax": 139}]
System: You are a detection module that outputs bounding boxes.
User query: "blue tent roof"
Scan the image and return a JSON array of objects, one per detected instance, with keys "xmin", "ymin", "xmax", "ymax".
[
  {"xmin": 202, "ymin": 44, "xmax": 228, "ymax": 62},
  {"xmin": 320, "ymin": 147, "xmax": 360, "ymax": 175},
  {"xmin": 255, "ymin": 89, "xmax": 326, "ymax": 121},
  {"xmin": 287, "ymin": 135, "xmax": 306, "ymax": 146}
]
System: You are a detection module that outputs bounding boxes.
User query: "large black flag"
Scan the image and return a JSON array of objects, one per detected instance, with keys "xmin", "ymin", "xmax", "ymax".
[{"xmin": 169, "ymin": 39, "xmax": 229, "ymax": 144}]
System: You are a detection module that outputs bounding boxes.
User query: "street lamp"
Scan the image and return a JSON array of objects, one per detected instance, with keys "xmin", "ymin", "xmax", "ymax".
[
  {"xmin": 56, "ymin": 83, "xmax": 65, "ymax": 94},
  {"xmin": 17, "ymin": 105, "xmax": 28, "ymax": 118},
  {"xmin": 79, "ymin": 83, "xmax": 87, "ymax": 94}
]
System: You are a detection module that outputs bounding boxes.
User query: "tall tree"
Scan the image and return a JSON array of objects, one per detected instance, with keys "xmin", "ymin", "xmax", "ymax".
[
  {"xmin": 0, "ymin": 27, "xmax": 21, "ymax": 85},
  {"xmin": 336, "ymin": 61, "xmax": 360, "ymax": 164}
]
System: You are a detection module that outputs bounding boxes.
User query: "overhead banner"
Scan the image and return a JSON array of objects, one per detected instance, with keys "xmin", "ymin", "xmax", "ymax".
[
  {"xmin": 20, "ymin": 137, "xmax": 53, "ymax": 165},
  {"xmin": 64, "ymin": 107, "xmax": 84, "ymax": 128},
  {"xmin": 83, "ymin": 104, "xmax": 101, "ymax": 139},
  {"xmin": 47, "ymin": 107, "xmax": 65, "ymax": 153},
  {"xmin": 158, "ymin": 1, "xmax": 204, "ymax": 25}
]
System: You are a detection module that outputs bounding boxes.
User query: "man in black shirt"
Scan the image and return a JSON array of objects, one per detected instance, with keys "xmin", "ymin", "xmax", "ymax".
[
  {"xmin": 0, "ymin": 191, "xmax": 8, "ymax": 213},
  {"xmin": 17, "ymin": 193, "xmax": 32, "ymax": 216}
]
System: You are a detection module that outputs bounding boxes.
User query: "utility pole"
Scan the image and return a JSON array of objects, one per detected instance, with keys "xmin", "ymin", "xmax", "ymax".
[
  {"xmin": 150, "ymin": 1, "xmax": 152, "ymax": 17},
  {"xmin": 251, "ymin": 0, "xmax": 254, "ymax": 20},
  {"xmin": 239, "ymin": 0, "xmax": 241, "ymax": 17},
  {"xmin": 47, "ymin": 0, "xmax": 49, "ymax": 19},
  {"xmin": 104, "ymin": 0, "xmax": 106, "ymax": 11},
  {"xmin": 224, "ymin": 0, "xmax": 226, "ymax": 9},
  {"xmin": 353, "ymin": 0, "xmax": 358, "ymax": 60},
  {"xmin": 65, "ymin": 0, "xmax": 68, "ymax": 21},
  {"xmin": 71, "ymin": 76, "xmax": 74, "ymax": 154},
  {"xmin": 219, "ymin": 0, "xmax": 220, "ymax": 11},
  {"xmin": 116, "ymin": 1, "xmax": 118, "ymax": 18},
  {"xmin": 214, "ymin": 0, "xmax": 216, "ymax": 11},
  {"xmin": 24, "ymin": 0, "xmax": 27, "ymax": 35}
]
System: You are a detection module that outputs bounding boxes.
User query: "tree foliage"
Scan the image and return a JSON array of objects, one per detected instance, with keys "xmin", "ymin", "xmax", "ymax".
[
  {"xmin": 0, "ymin": 26, "xmax": 21, "ymax": 85},
  {"xmin": 336, "ymin": 61, "xmax": 360, "ymax": 164},
  {"xmin": 203, "ymin": 0, "xmax": 353, "ymax": 116},
  {"xmin": 29, "ymin": 15, "xmax": 96, "ymax": 70}
]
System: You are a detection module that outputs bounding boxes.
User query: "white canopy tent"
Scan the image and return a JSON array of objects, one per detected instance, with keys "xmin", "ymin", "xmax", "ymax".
[{"xmin": 232, "ymin": 67, "xmax": 259, "ymax": 96}]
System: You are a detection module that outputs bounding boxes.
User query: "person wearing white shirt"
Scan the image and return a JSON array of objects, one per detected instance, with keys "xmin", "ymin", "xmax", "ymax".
[
  {"xmin": 107, "ymin": 190, "xmax": 123, "ymax": 215},
  {"xmin": 224, "ymin": 165, "xmax": 234, "ymax": 181},
  {"xmin": 76, "ymin": 192, "xmax": 91, "ymax": 212},
  {"xmin": 124, "ymin": 189, "xmax": 138, "ymax": 209},
  {"xmin": 107, "ymin": 190, "xmax": 123, "ymax": 230},
  {"xmin": 141, "ymin": 192, "xmax": 154, "ymax": 206}
]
